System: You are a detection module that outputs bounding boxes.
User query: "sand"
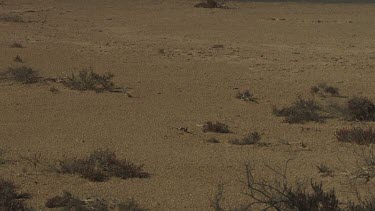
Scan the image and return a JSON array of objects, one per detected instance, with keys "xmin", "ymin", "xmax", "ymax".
[{"xmin": 1, "ymin": 0, "xmax": 375, "ymax": 210}]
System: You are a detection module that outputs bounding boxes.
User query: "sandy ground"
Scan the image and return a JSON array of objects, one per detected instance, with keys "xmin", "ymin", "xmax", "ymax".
[{"xmin": 1, "ymin": 0, "xmax": 375, "ymax": 210}]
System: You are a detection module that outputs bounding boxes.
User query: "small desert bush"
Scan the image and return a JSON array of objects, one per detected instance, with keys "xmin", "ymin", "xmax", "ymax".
[
  {"xmin": 335, "ymin": 127, "xmax": 375, "ymax": 145},
  {"xmin": 317, "ymin": 164, "xmax": 334, "ymax": 177},
  {"xmin": 0, "ymin": 14, "xmax": 23, "ymax": 22},
  {"xmin": 0, "ymin": 179, "xmax": 31, "ymax": 211},
  {"xmin": 347, "ymin": 199, "xmax": 375, "ymax": 211},
  {"xmin": 0, "ymin": 149, "xmax": 5, "ymax": 165},
  {"xmin": 117, "ymin": 200, "xmax": 147, "ymax": 211},
  {"xmin": 194, "ymin": 0, "xmax": 227, "ymax": 8},
  {"xmin": 215, "ymin": 163, "xmax": 375, "ymax": 210},
  {"xmin": 63, "ymin": 69, "xmax": 115, "ymax": 92},
  {"xmin": 347, "ymin": 97, "xmax": 375, "ymax": 121},
  {"xmin": 13, "ymin": 55, "xmax": 23, "ymax": 63},
  {"xmin": 3, "ymin": 66, "xmax": 39, "ymax": 84},
  {"xmin": 236, "ymin": 90, "xmax": 258, "ymax": 103},
  {"xmin": 202, "ymin": 122, "xmax": 230, "ymax": 133},
  {"xmin": 273, "ymin": 98, "xmax": 324, "ymax": 123},
  {"xmin": 56, "ymin": 150, "xmax": 149, "ymax": 182},
  {"xmin": 206, "ymin": 138, "xmax": 220, "ymax": 143},
  {"xmin": 45, "ymin": 192, "xmax": 146, "ymax": 210},
  {"xmin": 229, "ymin": 132, "xmax": 261, "ymax": 145},
  {"xmin": 10, "ymin": 42, "xmax": 23, "ymax": 48},
  {"xmin": 311, "ymin": 83, "xmax": 340, "ymax": 97}
]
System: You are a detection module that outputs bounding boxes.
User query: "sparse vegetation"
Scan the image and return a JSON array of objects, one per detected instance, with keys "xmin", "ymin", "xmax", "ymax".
[
  {"xmin": 236, "ymin": 90, "xmax": 258, "ymax": 103},
  {"xmin": 229, "ymin": 132, "xmax": 261, "ymax": 145},
  {"xmin": 194, "ymin": 0, "xmax": 228, "ymax": 8},
  {"xmin": 0, "ymin": 149, "xmax": 5, "ymax": 165},
  {"xmin": 49, "ymin": 86, "xmax": 59, "ymax": 94},
  {"xmin": 0, "ymin": 14, "xmax": 23, "ymax": 22},
  {"xmin": 56, "ymin": 150, "xmax": 150, "ymax": 182},
  {"xmin": 10, "ymin": 42, "xmax": 23, "ymax": 48},
  {"xmin": 202, "ymin": 122, "xmax": 230, "ymax": 133},
  {"xmin": 311, "ymin": 83, "xmax": 340, "ymax": 97},
  {"xmin": 2, "ymin": 66, "xmax": 40, "ymax": 84},
  {"xmin": 214, "ymin": 162, "xmax": 375, "ymax": 210},
  {"xmin": 63, "ymin": 69, "xmax": 116, "ymax": 93},
  {"xmin": 0, "ymin": 179, "xmax": 31, "ymax": 211},
  {"xmin": 347, "ymin": 197, "xmax": 375, "ymax": 211},
  {"xmin": 13, "ymin": 55, "xmax": 23, "ymax": 63},
  {"xmin": 206, "ymin": 138, "xmax": 220, "ymax": 143},
  {"xmin": 347, "ymin": 97, "xmax": 375, "ymax": 121},
  {"xmin": 117, "ymin": 199, "xmax": 148, "ymax": 211},
  {"xmin": 45, "ymin": 192, "xmax": 146, "ymax": 210},
  {"xmin": 317, "ymin": 164, "xmax": 334, "ymax": 177},
  {"xmin": 335, "ymin": 127, "xmax": 375, "ymax": 145},
  {"xmin": 344, "ymin": 146, "xmax": 375, "ymax": 182},
  {"xmin": 273, "ymin": 98, "xmax": 325, "ymax": 123}
]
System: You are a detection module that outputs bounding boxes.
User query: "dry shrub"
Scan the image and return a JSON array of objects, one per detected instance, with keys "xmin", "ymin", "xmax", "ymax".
[
  {"xmin": 56, "ymin": 150, "xmax": 150, "ymax": 182},
  {"xmin": 347, "ymin": 97, "xmax": 375, "ymax": 121},
  {"xmin": 273, "ymin": 98, "xmax": 324, "ymax": 124},
  {"xmin": 10, "ymin": 42, "xmax": 23, "ymax": 48},
  {"xmin": 0, "ymin": 14, "xmax": 23, "ymax": 22},
  {"xmin": 311, "ymin": 83, "xmax": 340, "ymax": 97},
  {"xmin": 45, "ymin": 192, "xmax": 147, "ymax": 210},
  {"xmin": 229, "ymin": 132, "xmax": 261, "ymax": 145},
  {"xmin": 335, "ymin": 127, "xmax": 375, "ymax": 145},
  {"xmin": 0, "ymin": 179, "xmax": 31, "ymax": 211},
  {"xmin": 63, "ymin": 69, "xmax": 115, "ymax": 93},
  {"xmin": 194, "ymin": 0, "xmax": 227, "ymax": 8},
  {"xmin": 236, "ymin": 90, "xmax": 258, "ymax": 103},
  {"xmin": 2, "ymin": 66, "xmax": 39, "ymax": 84},
  {"xmin": 202, "ymin": 122, "xmax": 230, "ymax": 133}
]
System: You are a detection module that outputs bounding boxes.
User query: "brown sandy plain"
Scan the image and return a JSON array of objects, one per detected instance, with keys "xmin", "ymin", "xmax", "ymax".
[{"xmin": 1, "ymin": 0, "xmax": 375, "ymax": 210}]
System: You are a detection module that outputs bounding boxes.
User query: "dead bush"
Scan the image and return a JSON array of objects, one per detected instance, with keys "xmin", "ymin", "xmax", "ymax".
[
  {"xmin": 202, "ymin": 122, "xmax": 230, "ymax": 133},
  {"xmin": 229, "ymin": 132, "xmax": 261, "ymax": 145},
  {"xmin": 194, "ymin": 0, "xmax": 227, "ymax": 8},
  {"xmin": 206, "ymin": 138, "xmax": 221, "ymax": 143},
  {"xmin": 13, "ymin": 55, "xmax": 23, "ymax": 63},
  {"xmin": 0, "ymin": 179, "xmax": 31, "ymax": 211},
  {"xmin": 236, "ymin": 90, "xmax": 258, "ymax": 103},
  {"xmin": 2, "ymin": 66, "xmax": 40, "ymax": 84},
  {"xmin": 56, "ymin": 150, "xmax": 150, "ymax": 182},
  {"xmin": 10, "ymin": 42, "xmax": 23, "ymax": 48},
  {"xmin": 273, "ymin": 98, "xmax": 325, "ymax": 124},
  {"xmin": 0, "ymin": 14, "xmax": 23, "ymax": 22},
  {"xmin": 311, "ymin": 83, "xmax": 340, "ymax": 97},
  {"xmin": 347, "ymin": 97, "xmax": 375, "ymax": 121},
  {"xmin": 45, "ymin": 192, "xmax": 146, "ymax": 210},
  {"xmin": 335, "ymin": 127, "xmax": 375, "ymax": 145}
]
